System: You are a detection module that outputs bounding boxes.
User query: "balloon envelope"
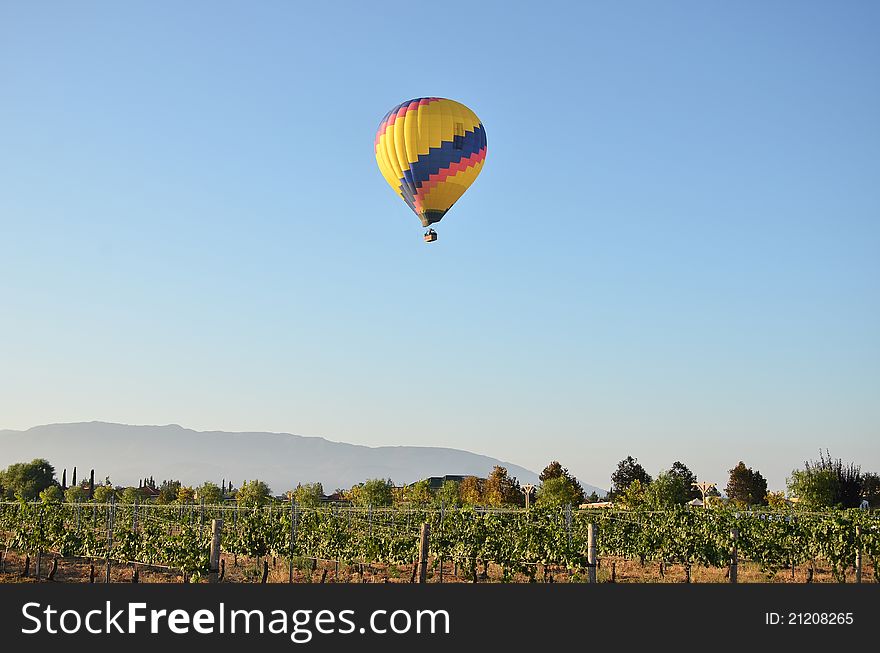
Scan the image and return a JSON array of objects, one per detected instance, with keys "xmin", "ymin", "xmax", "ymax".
[{"xmin": 375, "ymin": 97, "xmax": 487, "ymax": 227}]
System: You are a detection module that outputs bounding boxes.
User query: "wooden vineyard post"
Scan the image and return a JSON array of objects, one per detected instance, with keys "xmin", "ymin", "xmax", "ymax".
[
  {"xmin": 565, "ymin": 503, "xmax": 573, "ymax": 550},
  {"xmin": 855, "ymin": 526, "xmax": 862, "ymax": 584},
  {"xmin": 587, "ymin": 523, "xmax": 597, "ymax": 583},
  {"xmin": 105, "ymin": 497, "xmax": 116, "ymax": 584},
  {"xmin": 35, "ymin": 508, "xmax": 44, "ymax": 580},
  {"xmin": 289, "ymin": 497, "xmax": 296, "ymax": 583},
  {"xmin": 209, "ymin": 519, "xmax": 223, "ymax": 583},
  {"xmin": 418, "ymin": 523, "xmax": 430, "ymax": 584},
  {"xmin": 730, "ymin": 527, "xmax": 738, "ymax": 584}
]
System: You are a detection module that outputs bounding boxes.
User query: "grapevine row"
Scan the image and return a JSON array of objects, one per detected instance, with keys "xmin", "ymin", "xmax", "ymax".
[{"xmin": 1, "ymin": 502, "xmax": 877, "ymax": 581}]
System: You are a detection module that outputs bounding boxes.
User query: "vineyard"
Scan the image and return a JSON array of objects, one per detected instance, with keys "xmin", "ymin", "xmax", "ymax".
[{"xmin": 1, "ymin": 501, "xmax": 878, "ymax": 583}]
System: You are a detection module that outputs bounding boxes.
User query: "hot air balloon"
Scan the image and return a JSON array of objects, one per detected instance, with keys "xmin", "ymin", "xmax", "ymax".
[{"xmin": 374, "ymin": 97, "xmax": 487, "ymax": 243}]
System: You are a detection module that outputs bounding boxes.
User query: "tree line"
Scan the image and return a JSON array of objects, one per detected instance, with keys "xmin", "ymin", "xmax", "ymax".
[
  {"xmin": 607, "ymin": 451, "xmax": 879, "ymax": 509},
  {"xmin": 0, "ymin": 449, "xmax": 876, "ymax": 510},
  {"xmin": 0, "ymin": 459, "xmax": 595, "ymax": 509}
]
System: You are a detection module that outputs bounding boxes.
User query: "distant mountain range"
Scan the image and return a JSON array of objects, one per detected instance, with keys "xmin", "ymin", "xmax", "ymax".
[{"xmin": 0, "ymin": 422, "xmax": 605, "ymax": 496}]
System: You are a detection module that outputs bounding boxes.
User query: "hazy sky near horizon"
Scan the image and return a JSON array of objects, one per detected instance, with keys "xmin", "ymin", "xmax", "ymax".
[{"xmin": 2, "ymin": 1, "xmax": 878, "ymax": 492}]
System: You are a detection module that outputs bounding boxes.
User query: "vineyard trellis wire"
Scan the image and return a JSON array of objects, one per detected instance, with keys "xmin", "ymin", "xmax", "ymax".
[{"xmin": 1, "ymin": 501, "xmax": 877, "ymax": 582}]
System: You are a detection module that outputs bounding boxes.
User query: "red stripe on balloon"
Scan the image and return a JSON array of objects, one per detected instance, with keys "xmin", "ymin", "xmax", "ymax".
[{"xmin": 412, "ymin": 147, "xmax": 486, "ymax": 205}]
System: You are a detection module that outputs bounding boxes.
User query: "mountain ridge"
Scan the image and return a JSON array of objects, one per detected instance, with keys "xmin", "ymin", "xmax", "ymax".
[{"xmin": 0, "ymin": 421, "xmax": 606, "ymax": 496}]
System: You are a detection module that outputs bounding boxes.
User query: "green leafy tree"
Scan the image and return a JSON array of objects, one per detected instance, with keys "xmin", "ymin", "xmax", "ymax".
[
  {"xmin": 483, "ymin": 466, "xmax": 523, "ymax": 507},
  {"xmin": 536, "ymin": 475, "xmax": 582, "ymax": 507},
  {"xmin": 352, "ymin": 478, "xmax": 393, "ymax": 507},
  {"xmin": 291, "ymin": 482, "xmax": 324, "ymax": 507},
  {"xmin": 177, "ymin": 486, "xmax": 196, "ymax": 504},
  {"xmin": 618, "ymin": 478, "xmax": 648, "ymax": 508},
  {"xmin": 787, "ymin": 451, "xmax": 863, "ymax": 508},
  {"xmin": 402, "ymin": 479, "xmax": 432, "ymax": 506},
  {"xmin": 433, "ymin": 480, "xmax": 461, "ymax": 508},
  {"xmin": 862, "ymin": 472, "xmax": 880, "ymax": 507},
  {"xmin": 157, "ymin": 480, "xmax": 181, "ymax": 505},
  {"xmin": 726, "ymin": 462, "xmax": 768, "ymax": 505},
  {"xmin": 40, "ymin": 485, "xmax": 64, "ymax": 503},
  {"xmin": 668, "ymin": 461, "xmax": 699, "ymax": 500},
  {"xmin": 64, "ymin": 485, "xmax": 87, "ymax": 503},
  {"xmin": 0, "ymin": 459, "xmax": 57, "ymax": 500},
  {"xmin": 236, "ymin": 479, "xmax": 272, "ymax": 507},
  {"xmin": 610, "ymin": 456, "xmax": 652, "ymax": 497},
  {"xmin": 787, "ymin": 468, "xmax": 838, "ymax": 508},
  {"xmin": 196, "ymin": 482, "xmax": 222, "ymax": 504},
  {"xmin": 644, "ymin": 471, "xmax": 692, "ymax": 508},
  {"xmin": 539, "ymin": 461, "xmax": 565, "ymax": 482},
  {"xmin": 539, "ymin": 461, "xmax": 585, "ymax": 505},
  {"xmin": 642, "ymin": 462, "xmax": 699, "ymax": 507},
  {"xmin": 93, "ymin": 485, "xmax": 116, "ymax": 502},
  {"xmin": 766, "ymin": 491, "xmax": 788, "ymax": 508},
  {"xmin": 121, "ymin": 486, "xmax": 145, "ymax": 504}
]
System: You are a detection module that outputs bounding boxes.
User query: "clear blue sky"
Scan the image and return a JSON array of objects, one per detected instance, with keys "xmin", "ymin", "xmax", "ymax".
[{"xmin": 2, "ymin": 0, "xmax": 878, "ymax": 492}]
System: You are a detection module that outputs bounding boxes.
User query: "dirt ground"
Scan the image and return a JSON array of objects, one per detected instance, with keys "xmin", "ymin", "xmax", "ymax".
[{"xmin": 0, "ymin": 549, "xmax": 874, "ymax": 583}]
